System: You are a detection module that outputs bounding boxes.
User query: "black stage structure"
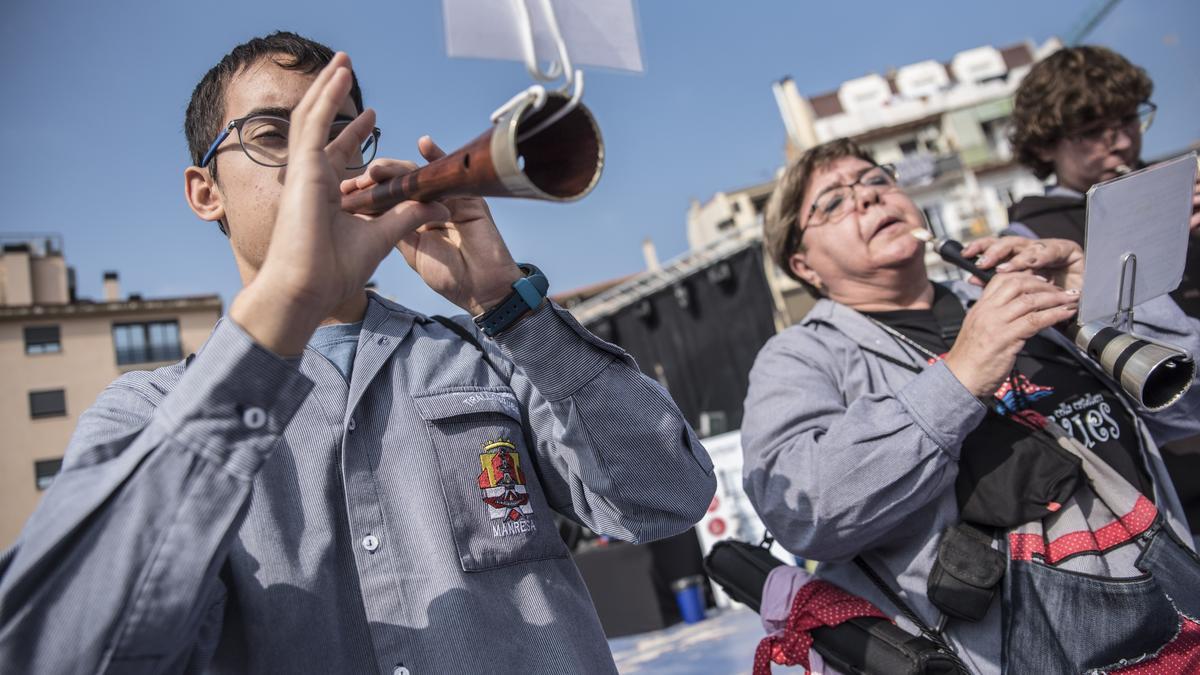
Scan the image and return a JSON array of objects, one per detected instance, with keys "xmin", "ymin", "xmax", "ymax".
[
  {"xmin": 564, "ymin": 238, "xmax": 781, "ymax": 637},
  {"xmin": 578, "ymin": 240, "xmax": 778, "ymax": 435}
]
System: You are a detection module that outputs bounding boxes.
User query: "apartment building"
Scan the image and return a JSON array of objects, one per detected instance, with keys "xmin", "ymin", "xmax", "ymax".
[{"xmin": 0, "ymin": 236, "xmax": 221, "ymax": 546}]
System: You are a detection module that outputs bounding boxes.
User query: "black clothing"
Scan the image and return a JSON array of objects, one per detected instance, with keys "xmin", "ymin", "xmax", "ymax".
[
  {"xmin": 1009, "ymin": 192, "xmax": 1200, "ymax": 316},
  {"xmin": 865, "ymin": 284, "xmax": 1153, "ymax": 498},
  {"xmin": 1010, "ymin": 189, "xmax": 1200, "ymax": 531},
  {"xmin": 1008, "ymin": 195, "xmax": 1089, "ymax": 244}
]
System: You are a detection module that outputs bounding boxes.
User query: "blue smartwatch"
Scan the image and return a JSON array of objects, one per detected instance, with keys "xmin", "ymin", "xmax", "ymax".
[{"xmin": 474, "ymin": 263, "xmax": 549, "ymax": 337}]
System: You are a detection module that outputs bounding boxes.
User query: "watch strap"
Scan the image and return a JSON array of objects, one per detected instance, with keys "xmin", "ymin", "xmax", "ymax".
[{"xmin": 474, "ymin": 263, "xmax": 549, "ymax": 337}]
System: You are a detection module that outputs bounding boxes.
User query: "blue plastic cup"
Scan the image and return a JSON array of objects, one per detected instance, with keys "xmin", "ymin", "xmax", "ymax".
[{"xmin": 670, "ymin": 575, "xmax": 706, "ymax": 624}]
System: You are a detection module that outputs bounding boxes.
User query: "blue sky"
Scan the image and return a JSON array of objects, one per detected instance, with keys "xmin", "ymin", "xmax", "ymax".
[{"xmin": 2, "ymin": 0, "xmax": 1197, "ymax": 315}]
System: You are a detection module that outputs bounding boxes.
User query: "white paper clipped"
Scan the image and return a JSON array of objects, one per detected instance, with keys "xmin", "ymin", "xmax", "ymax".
[
  {"xmin": 443, "ymin": 0, "xmax": 644, "ymax": 73},
  {"xmin": 1079, "ymin": 153, "xmax": 1199, "ymax": 324}
]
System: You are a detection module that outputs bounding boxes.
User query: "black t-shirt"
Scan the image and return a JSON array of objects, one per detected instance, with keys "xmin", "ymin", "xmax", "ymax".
[{"xmin": 864, "ymin": 284, "xmax": 1154, "ymax": 497}]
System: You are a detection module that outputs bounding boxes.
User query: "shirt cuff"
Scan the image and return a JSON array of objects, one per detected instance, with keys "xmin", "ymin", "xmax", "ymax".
[
  {"xmin": 491, "ymin": 300, "xmax": 618, "ymax": 400},
  {"xmin": 156, "ymin": 318, "xmax": 315, "ymax": 480},
  {"xmin": 896, "ymin": 360, "xmax": 988, "ymax": 459}
]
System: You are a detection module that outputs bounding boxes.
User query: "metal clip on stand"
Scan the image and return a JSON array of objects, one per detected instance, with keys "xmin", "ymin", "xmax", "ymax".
[{"xmin": 1115, "ymin": 252, "xmax": 1137, "ymax": 331}]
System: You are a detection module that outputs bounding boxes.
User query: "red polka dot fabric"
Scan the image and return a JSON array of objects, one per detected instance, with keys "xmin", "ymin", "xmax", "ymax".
[
  {"xmin": 1008, "ymin": 495, "xmax": 1158, "ymax": 563},
  {"xmin": 752, "ymin": 580, "xmax": 886, "ymax": 675},
  {"xmin": 1110, "ymin": 615, "xmax": 1200, "ymax": 674}
]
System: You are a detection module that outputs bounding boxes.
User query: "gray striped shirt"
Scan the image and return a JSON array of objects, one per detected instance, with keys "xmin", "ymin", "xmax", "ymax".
[{"xmin": 0, "ymin": 293, "xmax": 716, "ymax": 674}]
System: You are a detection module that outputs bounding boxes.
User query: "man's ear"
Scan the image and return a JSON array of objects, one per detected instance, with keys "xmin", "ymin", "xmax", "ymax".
[
  {"xmin": 184, "ymin": 166, "xmax": 226, "ymax": 225},
  {"xmin": 788, "ymin": 250, "xmax": 823, "ymax": 292}
]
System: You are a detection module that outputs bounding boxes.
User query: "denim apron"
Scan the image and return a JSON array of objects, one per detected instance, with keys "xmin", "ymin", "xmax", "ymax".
[{"xmin": 1002, "ymin": 429, "xmax": 1200, "ymax": 673}]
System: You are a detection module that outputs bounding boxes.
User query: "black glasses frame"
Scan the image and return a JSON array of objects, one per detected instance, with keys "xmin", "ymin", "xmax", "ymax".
[
  {"xmin": 790, "ymin": 163, "xmax": 899, "ymax": 251},
  {"xmin": 199, "ymin": 114, "xmax": 381, "ymax": 170}
]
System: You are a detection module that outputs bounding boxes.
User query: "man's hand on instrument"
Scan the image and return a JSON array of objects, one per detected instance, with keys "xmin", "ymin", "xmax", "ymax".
[
  {"xmin": 963, "ymin": 236, "xmax": 1085, "ymax": 292},
  {"xmin": 345, "ymin": 138, "xmax": 523, "ymax": 317},
  {"xmin": 230, "ymin": 53, "xmax": 449, "ymax": 356}
]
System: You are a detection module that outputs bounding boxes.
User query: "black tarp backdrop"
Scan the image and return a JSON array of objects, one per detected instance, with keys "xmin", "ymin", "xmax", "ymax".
[
  {"xmin": 570, "ymin": 246, "xmax": 777, "ymax": 636},
  {"xmin": 585, "ymin": 245, "xmax": 778, "ymax": 433}
]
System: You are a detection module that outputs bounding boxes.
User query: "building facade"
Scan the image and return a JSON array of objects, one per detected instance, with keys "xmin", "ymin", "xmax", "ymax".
[{"xmin": 0, "ymin": 237, "xmax": 221, "ymax": 547}]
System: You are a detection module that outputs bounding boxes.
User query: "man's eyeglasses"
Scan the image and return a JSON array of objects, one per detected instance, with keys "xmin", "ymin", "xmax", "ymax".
[
  {"xmin": 199, "ymin": 114, "xmax": 381, "ymax": 170},
  {"xmin": 1066, "ymin": 101, "xmax": 1156, "ymax": 146}
]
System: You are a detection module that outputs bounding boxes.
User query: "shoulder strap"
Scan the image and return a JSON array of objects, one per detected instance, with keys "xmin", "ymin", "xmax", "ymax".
[
  {"xmin": 853, "ymin": 556, "xmax": 970, "ymax": 672},
  {"xmin": 431, "ymin": 314, "xmax": 484, "ymax": 354}
]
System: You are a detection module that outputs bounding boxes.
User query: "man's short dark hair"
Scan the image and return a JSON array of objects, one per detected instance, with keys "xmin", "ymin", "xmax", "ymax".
[
  {"xmin": 763, "ymin": 138, "xmax": 875, "ymax": 296},
  {"xmin": 184, "ymin": 31, "xmax": 364, "ymax": 170},
  {"xmin": 1011, "ymin": 45, "xmax": 1153, "ymax": 180}
]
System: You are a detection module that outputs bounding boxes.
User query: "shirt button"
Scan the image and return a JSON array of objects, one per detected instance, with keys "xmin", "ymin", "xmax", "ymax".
[
  {"xmin": 242, "ymin": 406, "xmax": 267, "ymax": 429},
  {"xmin": 393, "ymin": 666, "xmax": 410, "ymax": 675},
  {"xmin": 348, "ymin": 417, "xmax": 357, "ymax": 432},
  {"xmin": 378, "ymin": 336, "xmax": 389, "ymax": 346},
  {"xmin": 362, "ymin": 534, "xmax": 380, "ymax": 552}
]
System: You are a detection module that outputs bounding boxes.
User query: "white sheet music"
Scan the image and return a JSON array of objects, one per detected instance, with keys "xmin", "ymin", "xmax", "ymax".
[
  {"xmin": 443, "ymin": 0, "xmax": 644, "ymax": 73},
  {"xmin": 1079, "ymin": 153, "xmax": 1198, "ymax": 324}
]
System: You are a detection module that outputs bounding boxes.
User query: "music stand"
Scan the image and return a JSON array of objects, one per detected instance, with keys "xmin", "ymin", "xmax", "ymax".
[{"xmin": 1079, "ymin": 152, "xmax": 1198, "ymax": 338}]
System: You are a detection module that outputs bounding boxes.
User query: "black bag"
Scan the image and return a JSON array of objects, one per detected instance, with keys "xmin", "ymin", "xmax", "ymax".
[
  {"xmin": 956, "ymin": 412, "xmax": 1081, "ymax": 528},
  {"xmin": 703, "ymin": 539, "xmax": 963, "ymax": 675},
  {"xmin": 926, "ymin": 523, "xmax": 1005, "ymax": 622},
  {"xmin": 702, "ymin": 538, "xmax": 786, "ymax": 613}
]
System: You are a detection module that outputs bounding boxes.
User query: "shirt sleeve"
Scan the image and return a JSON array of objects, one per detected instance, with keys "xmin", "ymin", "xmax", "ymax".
[
  {"xmin": 0, "ymin": 319, "xmax": 313, "ymax": 674},
  {"xmin": 740, "ymin": 331, "xmax": 986, "ymax": 562},
  {"xmin": 486, "ymin": 301, "xmax": 717, "ymax": 544}
]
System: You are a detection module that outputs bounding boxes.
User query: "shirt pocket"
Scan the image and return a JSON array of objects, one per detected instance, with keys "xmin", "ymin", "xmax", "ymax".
[{"xmin": 413, "ymin": 388, "xmax": 569, "ymax": 572}]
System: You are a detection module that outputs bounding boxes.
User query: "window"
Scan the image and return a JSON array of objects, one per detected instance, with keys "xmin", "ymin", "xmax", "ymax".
[
  {"xmin": 981, "ymin": 118, "xmax": 1013, "ymax": 159},
  {"xmin": 113, "ymin": 320, "xmax": 182, "ymax": 365},
  {"xmin": 35, "ymin": 458, "xmax": 63, "ymax": 491},
  {"xmin": 29, "ymin": 389, "xmax": 67, "ymax": 418},
  {"xmin": 24, "ymin": 325, "xmax": 61, "ymax": 354}
]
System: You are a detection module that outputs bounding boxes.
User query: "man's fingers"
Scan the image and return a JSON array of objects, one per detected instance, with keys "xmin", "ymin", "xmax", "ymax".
[
  {"xmin": 293, "ymin": 55, "xmax": 354, "ymax": 153},
  {"xmin": 291, "ymin": 52, "xmax": 347, "ymax": 121},
  {"xmin": 418, "ymin": 136, "xmax": 447, "ymax": 162},
  {"xmin": 366, "ymin": 159, "xmax": 420, "ymax": 185},
  {"xmin": 340, "ymin": 159, "xmax": 421, "ymax": 194},
  {"xmin": 326, "ymin": 107, "xmax": 376, "ymax": 170},
  {"xmin": 373, "ymin": 201, "xmax": 451, "ymax": 247}
]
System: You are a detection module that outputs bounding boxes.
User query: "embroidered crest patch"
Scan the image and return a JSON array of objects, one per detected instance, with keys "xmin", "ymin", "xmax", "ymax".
[{"xmin": 477, "ymin": 439, "xmax": 535, "ymax": 536}]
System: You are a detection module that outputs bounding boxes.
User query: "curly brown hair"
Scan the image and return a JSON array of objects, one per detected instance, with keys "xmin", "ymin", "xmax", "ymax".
[
  {"xmin": 1011, "ymin": 45, "xmax": 1153, "ymax": 179},
  {"xmin": 763, "ymin": 138, "xmax": 874, "ymax": 295}
]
